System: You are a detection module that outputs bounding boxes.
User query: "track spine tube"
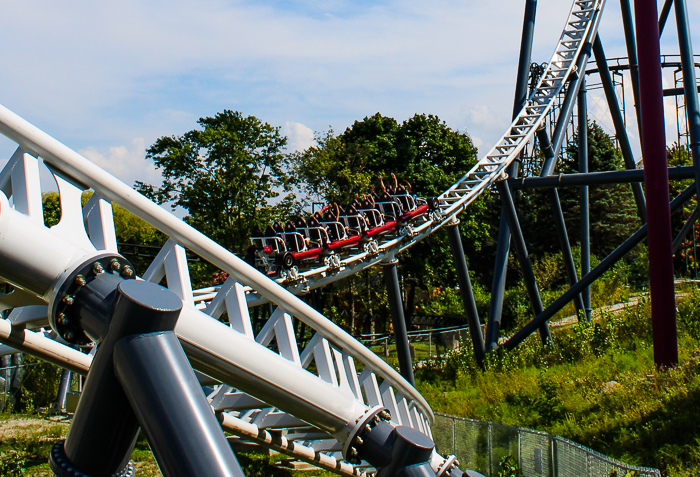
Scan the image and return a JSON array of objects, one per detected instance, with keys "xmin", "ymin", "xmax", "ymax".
[
  {"xmin": 634, "ymin": 0, "xmax": 678, "ymax": 368},
  {"xmin": 446, "ymin": 224, "xmax": 485, "ymax": 366}
]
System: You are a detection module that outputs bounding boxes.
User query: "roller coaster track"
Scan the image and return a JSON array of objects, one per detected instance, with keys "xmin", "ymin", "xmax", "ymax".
[{"xmin": 0, "ymin": 0, "xmax": 604, "ymax": 474}]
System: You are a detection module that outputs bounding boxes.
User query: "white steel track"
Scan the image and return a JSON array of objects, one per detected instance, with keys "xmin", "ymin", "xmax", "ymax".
[{"xmin": 0, "ymin": 0, "xmax": 604, "ymax": 474}]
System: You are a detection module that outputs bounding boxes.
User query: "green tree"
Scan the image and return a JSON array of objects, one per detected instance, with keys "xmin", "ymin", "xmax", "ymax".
[
  {"xmin": 292, "ymin": 113, "xmax": 488, "ymax": 329},
  {"xmin": 137, "ymin": 110, "xmax": 296, "ymax": 255}
]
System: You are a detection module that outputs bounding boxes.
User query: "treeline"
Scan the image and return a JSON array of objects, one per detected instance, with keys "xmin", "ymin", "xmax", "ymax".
[{"xmin": 42, "ymin": 111, "xmax": 696, "ymax": 337}]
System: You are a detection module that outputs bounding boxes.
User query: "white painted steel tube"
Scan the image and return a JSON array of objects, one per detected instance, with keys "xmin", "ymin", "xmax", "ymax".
[
  {"xmin": 0, "ymin": 191, "xmax": 91, "ymax": 300},
  {"xmin": 218, "ymin": 412, "xmax": 365, "ymax": 477},
  {"xmin": 0, "ymin": 319, "xmax": 91, "ymax": 374},
  {"xmin": 0, "ymin": 104, "xmax": 432, "ymax": 423},
  {"xmin": 177, "ymin": 304, "xmax": 368, "ymax": 439},
  {"xmin": 0, "ymin": 181, "xmax": 388, "ymax": 440}
]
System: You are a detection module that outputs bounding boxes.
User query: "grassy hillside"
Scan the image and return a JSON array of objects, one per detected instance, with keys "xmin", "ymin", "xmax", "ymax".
[{"xmin": 415, "ymin": 289, "xmax": 700, "ymax": 476}]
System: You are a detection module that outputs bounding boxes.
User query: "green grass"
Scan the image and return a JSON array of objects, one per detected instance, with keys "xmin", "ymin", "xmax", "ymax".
[
  {"xmin": 3, "ymin": 286, "xmax": 699, "ymax": 476},
  {"xmin": 413, "ymin": 290, "xmax": 700, "ymax": 477},
  {"xmin": 0, "ymin": 415, "xmax": 336, "ymax": 476}
]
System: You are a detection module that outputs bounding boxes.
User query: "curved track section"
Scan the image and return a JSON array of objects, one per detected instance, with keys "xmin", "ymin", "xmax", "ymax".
[
  {"xmin": 0, "ymin": 0, "xmax": 603, "ymax": 473},
  {"xmin": 234, "ymin": 0, "xmax": 605, "ymax": 306}
]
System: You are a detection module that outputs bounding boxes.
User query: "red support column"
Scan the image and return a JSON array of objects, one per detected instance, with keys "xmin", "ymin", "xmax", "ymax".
[{"xmin": 634, "ymin": 0, "xmax": 678, "ymax": 367}]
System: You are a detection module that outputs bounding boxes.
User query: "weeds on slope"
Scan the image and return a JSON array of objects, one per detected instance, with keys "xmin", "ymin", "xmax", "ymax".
[{"xmin": 416, "ymin": 290, "xmax": 700, "ymax": 476}]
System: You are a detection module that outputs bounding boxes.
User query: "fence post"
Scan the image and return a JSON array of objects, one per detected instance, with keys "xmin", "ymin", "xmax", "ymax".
[
  {"xmin": 384, "ymin": 336, "xmax": 389, "ymax": 357},
  {"xmin": 488, "ymin": 423, "xmax": 493, "ymax": 477},
  {"xmin": 429, "ymin": 332, "xmax": 432, "ymax": 358},
  {"xmin": 586, "ymin": 453, "xmax": 591, "ymax": 477},
  {"xmin": 550, "ymin": 437, "xmax": 557, "ymax": 477},
  {"xmin": 518, "ymin": 431, "xmax": 522, "ymax": 473},
  {"xmin": 452, "ymin": 417, "xmax": 456, "ymax": 456}
]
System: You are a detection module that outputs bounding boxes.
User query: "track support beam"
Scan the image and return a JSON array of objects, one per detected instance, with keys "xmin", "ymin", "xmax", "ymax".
[
  {"xmin": 485, "ymin": 0, "xmax": 538, "ymax": 352},
  {"xmin": 504, "ymin": 185, "xmax": 695, "ymax": 351},
  {"xmin": 496, "ymin": 180, "xmax": 552, "ymax": 345},
  {"xmin": 51, "ymin": 275, "xmax": 243, "ymax": 477},
  {"xmin": 383, "ymin": 260, "xmax": 415, "ymax": 386},
  {"xmin": 579, "ymin": 76, "xmax": 592, "ymax": 321},
  {"xmin": 674, "ymin": 0, "xmax": 700, "ymax": 199},
  {"xmin": 446, "ymin": 223, "xmax": 485, "ymax": 366},
  {"xmin": 593, "ymin": 35, "xmax": 648, "ymax": 223},
  {"xmin": 620, "ymin": 0, "xmax": 643, "ymax": 142},
  {"xmin": 536, "ymin": 127, "xmax": 586, "ymax": 318},
  {"xmin": 635, "ymin": 0, "xmax": 678, "ymax": 367},
  {"xmin": 673, "ymin": 205, "xmax": 700, "ymax": 253},
  {"xmin": 509, "ymin": 166, "xmax": 695, "ymax": 189}
]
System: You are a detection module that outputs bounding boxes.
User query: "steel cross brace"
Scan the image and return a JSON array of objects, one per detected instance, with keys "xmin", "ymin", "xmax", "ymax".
[
  {"xmin": 49, "ymin": 266, "xmax": 243, "ymax": 477},
  {"xmin": 503, "ymin": 183, "xmax": 696, "ymax": 351},
  {"xmin": 496, "ymin": 179, "xmax": 553, "ymax": 345}
]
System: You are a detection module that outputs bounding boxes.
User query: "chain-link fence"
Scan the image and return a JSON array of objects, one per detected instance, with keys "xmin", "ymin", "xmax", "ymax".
[{"xmin": 432, "ymin": 413, "xmax": 661, "ymax": 477}]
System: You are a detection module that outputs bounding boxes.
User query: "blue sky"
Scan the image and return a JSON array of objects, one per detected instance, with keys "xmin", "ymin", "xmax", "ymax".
[{"xmin": 0, "ymin": 0, "xmax": 698, "ymax": 189}]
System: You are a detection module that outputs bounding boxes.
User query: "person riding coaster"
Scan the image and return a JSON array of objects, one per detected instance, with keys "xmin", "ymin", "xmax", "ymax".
[
  {"xmin": 250, "ymin": 221, "xmax": 324, "ymax": 275},
  {"xmin": 378, "ymin": 173, "xmax": 436, "ymax": 223},
  {"xmin": 249, "ymin": 179, "xmax": 441, "ymax": 275}
]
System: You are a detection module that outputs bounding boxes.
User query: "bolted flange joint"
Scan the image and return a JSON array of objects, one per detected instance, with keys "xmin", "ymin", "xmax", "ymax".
[{"xmin": 49, "ymin": 253, "xmax": 136, "ymax": 347}]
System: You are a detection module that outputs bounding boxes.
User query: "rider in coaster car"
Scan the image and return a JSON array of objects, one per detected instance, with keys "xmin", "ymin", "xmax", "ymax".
[
  {"xmin": 359, "ymin": 196, "xmax": 379, "ymax": 228},
  {"xmin": 244, "ymin": 244, "xmax": 256, "ymax": 266},
  {"xmin": 311, "ymin": 212, "xmax": 324, "ymax": 226},
  {"xmin": 378, "ymin": 173, "xmax": 406, "ymax": 214},
  {"xmin": 378, "ymin": 173, "xmax": 398, "ymax": 195},
  {"xmin": 369, "ymin": 185, "xmax": 379, "ymax": 200}
]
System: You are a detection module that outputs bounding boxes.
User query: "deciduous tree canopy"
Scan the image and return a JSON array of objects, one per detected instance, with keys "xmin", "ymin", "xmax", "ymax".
[{"xmin": 136, "ymin": 110, "xmax": 297, "ymax": 255}]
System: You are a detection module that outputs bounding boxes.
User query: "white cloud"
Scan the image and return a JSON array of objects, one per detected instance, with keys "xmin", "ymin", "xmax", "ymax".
[
  {"xmin": 79, "ymin": 138, "xmax": 161, "ymax": 188},
  {"xmin": 282, "ymin": 121, "xmax": 315, "ymax": 152},
  {"xmin": 0, "ymin": 0, "xmax": 695, "ymax": 179},
  {"xmin": 468, "ymin": 105, "xmax": 500, "ymax": 128}
]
